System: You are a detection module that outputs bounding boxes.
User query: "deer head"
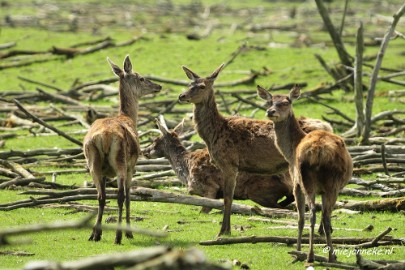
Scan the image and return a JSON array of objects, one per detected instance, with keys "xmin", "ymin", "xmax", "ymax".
[
  {"xmin": 178, "ymin": 63, "xmax": 225, "ymax": 104},
  {"xmin": 142, "ymin": 116, "xmax": 185, "ymax": 159},
  {"xmin": 107, "ymin": 55, "xmax": 162, "ymax": 98},
  {"xmin": 257, "ymin": 85, "xmax": 301, "ymax": 123}
]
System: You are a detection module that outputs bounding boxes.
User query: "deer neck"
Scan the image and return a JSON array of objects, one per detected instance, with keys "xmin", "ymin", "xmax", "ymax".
[
  {"xmin": 118, "ymin": 83, "xmax": 139, "ymax": 125},
  {"xmin": 273, "ymin": 112, "xmax": 306, "ymax": 164},
  {"xmin": 163, "ymin": 142, "xmax": 190, "ymax": 185},
  {"xmin": 193, "ymin": 92, "xmax": 225, "ymax": 147}
]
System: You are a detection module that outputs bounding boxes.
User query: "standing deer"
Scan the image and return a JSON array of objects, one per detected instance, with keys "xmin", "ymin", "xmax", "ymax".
[
  {"xmin": 178, "ymin": 64, "xmax": 291, "ymax": 236},
  {"xmin": 257, "ymin": 85, "xmax": 353, "ymax": 263},
  {"xmin": 142, "ymin": 117, "xmax": 294, "ymax": 213},
  {"xmin": 83, "ymin": 55, "xmax": 162, "ymax": 244}
]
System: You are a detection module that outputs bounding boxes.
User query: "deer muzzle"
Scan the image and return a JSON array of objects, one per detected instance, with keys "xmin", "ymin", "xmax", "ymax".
[
  {"xmin": 266, "ymin": 109, "xmax": 277, "ymax": 118},
  {"xmin": 153, "ymin": 85, "xmax": 163, "ymax": 92},
  {"xmin": 178, "ymin": 93, "xmax": 190, "ymax": 103}
]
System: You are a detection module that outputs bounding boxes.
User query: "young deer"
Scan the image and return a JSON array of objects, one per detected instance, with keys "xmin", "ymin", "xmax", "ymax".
[
  {"xmin": 83, "ymin": 55, "xmax": 162, "ymax": 244},
  {"xmin": 257, "ymin": 85, "xmax": 353, "ymax": 263},
  {"xmin": 178, "ymin": 64, "xmax": 292, "ymax": 236},
  {"xmin": 142, "ymin": 117, "xmax": 294, "ymax": 213}
]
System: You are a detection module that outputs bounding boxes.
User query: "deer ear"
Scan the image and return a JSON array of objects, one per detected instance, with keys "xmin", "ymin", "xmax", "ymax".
[
  {"xmin": 107, "ymin": 57, "xmax": 124, "ymax": 77},
  {"xmin": 289, "ymin": 85, "xmax": 301, "ymax": 101},
  {"xmin": 182, "ymin": 66, "xmax": 200, "ymax": 80},
  {"xmin": 207, "ymin": 63, "xmax": 225, "ymax": 82},
  {"xmin": 123, "ymin": 55, "xmax": 132, "ymax": 74},
  {"xmin": 173, "ymin": 119, "xmax": 185, "ymax": 135},
  {"xmin": 257, "ymin": 85, "xmax": 272, "ymax": 101},
  {"xmin": 155, "ymin": 118, "xmax": 169, "ymax": 135}
]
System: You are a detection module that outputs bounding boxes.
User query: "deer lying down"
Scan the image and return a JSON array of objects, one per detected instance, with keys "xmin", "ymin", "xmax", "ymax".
[
  {"xmin": 257, "ymin": 85, "xmax": 352, "ymax": 263},
  {"xmin": 83, "ymin": 55, "xmax": 162, "ymax": 244},
  {"xmin": 143, "ymin": 117, "xmax": 293, "ymax": 212},
  {"xmin": 142, "ymin": 116, "xmax": 333, "ymax": 213}
]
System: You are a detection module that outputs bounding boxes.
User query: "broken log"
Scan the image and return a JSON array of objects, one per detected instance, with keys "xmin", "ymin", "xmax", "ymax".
[
  {"xmin": 348, "ymin": 177, "xmax": 395, "ymax": 192},
  {"xmin": 0, "ymin": 159, "xmax": 35, "ymax": 179},
  {"xmin": 337, "ymin": 197, "xmax": 405, "ymax": 212},
  {"xmin": 0, "ymin": 177, "xmax": 45, "ymax": 190},
  {"xmin": 199, "ymin": 232, "xmax": 401, "ymax": 247},
  {"xmin": 0, "ymin": 187, "xmax": 299, "ymax": 219}
]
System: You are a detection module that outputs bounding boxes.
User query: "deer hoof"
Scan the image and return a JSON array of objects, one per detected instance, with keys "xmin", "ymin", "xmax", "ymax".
[
  {"xmin": 115, "ymin": 231, "xmax": 123, "ymax": 244},
  {"xmin": 216, "ymin": 230, "xmax": 231, "ymax": 239},
  {"xmin": 125, "ymin": 232, "xmax": 134, "ymax": 239},
  {"xmin": 88, "ymin": 229, "xmax": 102, "ymax": 241},
  {"xmin": 329, "ymin": 254, "xmax": 337, "ymax": 263}
]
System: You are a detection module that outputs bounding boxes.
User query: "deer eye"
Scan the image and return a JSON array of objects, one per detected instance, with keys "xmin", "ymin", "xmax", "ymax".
[{"xmin": 139, "ymin": 77, "xmax": 145, "ymax": 82}]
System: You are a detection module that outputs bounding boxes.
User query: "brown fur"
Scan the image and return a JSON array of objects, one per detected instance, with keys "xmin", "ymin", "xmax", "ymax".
[
  {"xmin": 83, "ymin": 55, "xmax": 161, "ymax": 244},
  {"xmin": 257, "ymin": 85, "xmax": 352, "ymax": 263},
  {"xmin": 142, "ymin": 118, "xmax": 295, "ymax": 213},
  {"xmin": 179, "ymin": 64, "xmax": 290, "ymax": 236},
  {"xmin": 177, "ymin": 65, "xmax": 333, "ymax": 236},
  {"xmin": 297, "ymin": 116, "xmax": 333, "ymax": 133}
]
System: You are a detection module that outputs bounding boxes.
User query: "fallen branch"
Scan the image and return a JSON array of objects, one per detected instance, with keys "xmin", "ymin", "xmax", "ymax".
[
  {"xmin": 13, "ymin": 99, "xmax": 83, "ymax": 146},
  {"xmin": 348, "ymin": 177, "xmax": 395, "ymax": 192},
  {"xmin": 0, "ymin": 56, "xmax": 59, "ymax": 71},
  {"xmin": 199, "ymin": 232, "xmax": 401, "ymax": 247},
  {"xmin": 50, "ymin": 36, "xmax": 142, "ymax": 59},
  {"xmin": 337, "ymin": 197, "xmax": 405, "ymax": 212},
  {"xmin": 356, "ymin": 227, "xmax": 392, "ymax": 249},
  {"xmin": 0, "ymin": 41, "xmax": 16, "ymax": 50},
  {"xmin": 18, "ymin": 76, "xmax": 64, "ymax": 92},
  {"xmin": 0, "ymin": 49, "xmax": 48, "ymax": 60},
  {"xmin": 340, "ymin": 187, "xmax": 405, "ymax": 198},
  {"xmin": 0, "ymin": 187, "xmax": 299, "ymax": 219},
  {"xmin": 0, "ymin": 159, "xmax": 35, "ymax": 179},
  {"xmin": 0, "ymin": 177, "xmax": 45, "ymax": 190},
  {"xmin": 307, "ymin": 97, "xmax": 354, "ymax": 124},
  {"xmin": 37, "ymin": 88, "xmax": 85, "ymax": 106}
]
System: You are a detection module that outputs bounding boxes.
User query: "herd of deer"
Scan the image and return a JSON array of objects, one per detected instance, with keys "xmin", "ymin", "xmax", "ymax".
[{"xmin": 83, "ymin": 55, "xmax": 353, "ymax": 263}]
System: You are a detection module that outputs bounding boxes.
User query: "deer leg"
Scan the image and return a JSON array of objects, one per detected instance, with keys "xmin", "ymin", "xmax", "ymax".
[
  {"xmin": 307, "ymin": 194, "xmax": 316, "ymax": 263},
  {"xmin": 115, "ymin": 175, "xmax": 125, "ymax": 245},
  {"xmin": 322, "ymin": 193, "xmax": 337, "ymax": 262},
  {"xmin": 318, "ymin": 219, "xmax": 325, "ymax": 235},
  {"xmin": 218, "ymin": 169, "xmax": 237, "ymax": 237},
  {"xmin": 89, "ymin": 174, "xmax": 105, "ymax": 242},
  {"xmin": 294, "ymin": 184, "xmax": 305, "ymax": 251},
  {"xmin": 125, "ymin": 170, "xmax": 133, "ymax": 239},
  {"xmin": 318, "ymin": 214, "xmax": 333, "ymax": 236}
]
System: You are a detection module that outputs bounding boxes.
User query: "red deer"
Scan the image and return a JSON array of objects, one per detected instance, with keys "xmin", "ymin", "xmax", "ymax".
[
  {"xmin": 142, "ymin": 117, "xmax": 294, "ymax": 212},
  {"xmin": 83, "ymin": 55, "xmax": 162, "ymax": 244},
  {"xmin": 178, "ymin": 63, "xmax": 298, "ymax": 236},
  {"xmin": 257, "ymin": 85, "xmax": 353, "ymax": 263}
]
